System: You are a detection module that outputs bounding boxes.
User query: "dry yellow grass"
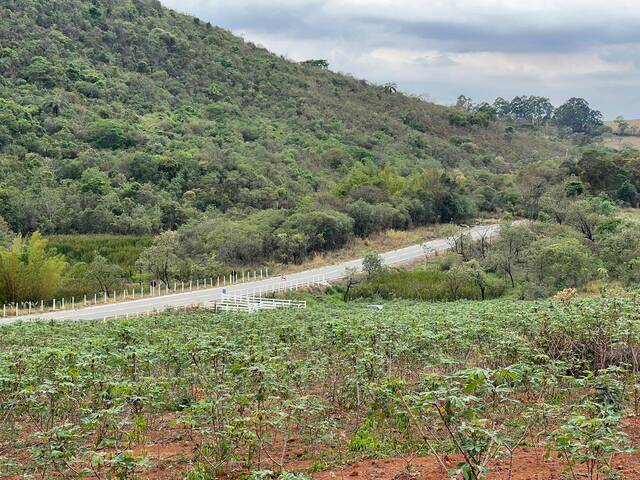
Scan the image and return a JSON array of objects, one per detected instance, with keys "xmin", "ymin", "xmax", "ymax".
[
  {"xmin": 604, "ymin": 119, "xmax": 640, "ymax": 149},
  {"xmin": 618, "ymin": 208, "xmax": 640, "ymax": 224},
  {"xmin": 605, "ymin": 118, "xmax": 640, "ymax": 132},
  {"xmin": 602, "ymin": 135, "xmax": 640, "ymax": 149}
]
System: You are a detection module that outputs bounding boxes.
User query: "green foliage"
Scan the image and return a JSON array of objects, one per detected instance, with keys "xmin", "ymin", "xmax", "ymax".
[
  {"xmin": 524, "ymin": 236, "xmax": 596, "ymax": 292},
  {"xmin": 493, "ymin": 95, "xmax": 555, "ymax": 126},
  {"xmin": 0, "ymin": 232, "xmax": 66, "ymax": 303},
  {"xmin": 2, "ymin": 296, "xmax": 640, "ymax": 477},
  {"xmin": 80, "ymin": 167, "xmax": 112, "ymax": 194},
  {"xmin": 45, "ymin": 234, "xmax": 152, "ymax": 274},
  {"xmin": 350, "ymin": 264, "xmax": 505, "ymax": 301},
  {"xmin": 554, "ymin": 97, "xmax": 604, "ymax": 135},
  {"xmin": 0, "ymin": 215, "xmax": 13, "ymax": 247},
  {"xmin": 135, "ymin": 230, "xmax": 183, "ymax": 284},
  {"xmin": 0, "ymin": 0, "xmax": 574, "ymax": 242},
  {"xmin": 285, "ymin": 209, "xmax": 354, "ymax": 253},
  {"xmin": 565, "ymin": 196, "xmax": 615, "ymax": 241},
  {"xmin": 574, "ymin": 148, "xmax": 640, "ymax": 206},
  {"xmin": 547, "ymin": 402, "xmax": 631, "ymax": 480},
  {"xmin": 82, "ymin": 254, "xmax": 127, "ymax": 295},
  {"xmin": 89, "ymin": 120, "xmax": 133, "ymax": 150},
  {"xmin": 362, "ymin": 252, "xmax": 385, "ymax": 277}
]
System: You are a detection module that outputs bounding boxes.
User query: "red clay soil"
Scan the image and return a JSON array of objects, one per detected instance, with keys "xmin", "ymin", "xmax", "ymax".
[
  {"xmin": 312, "ymin": 417, "xmax": 640, "ymax": 480},
  {"xmin": 5, "ymin": 418, "xmax": 639, "ymax": 479},
  {"xmin": 129, "ymin": 417, "xmax": 640, "ymax": 479}
]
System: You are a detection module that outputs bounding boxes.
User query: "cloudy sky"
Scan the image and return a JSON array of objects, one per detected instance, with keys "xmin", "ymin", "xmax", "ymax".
[{"xmin": 160, "ymin": 0, "xmax": 640, "ymax": 119}]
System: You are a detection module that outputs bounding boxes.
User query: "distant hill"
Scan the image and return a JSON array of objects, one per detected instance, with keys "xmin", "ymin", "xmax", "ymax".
[
  {"xmin": 606, "ymin": 118, "xmax": 640, "ymax": 131},
  {"xmin": 604, "ymin": 119, "xmax": 640, "ymax": 149},
  {"xmin": 0, "ymin": 0, "xmax": 573, "ymax": 238}
]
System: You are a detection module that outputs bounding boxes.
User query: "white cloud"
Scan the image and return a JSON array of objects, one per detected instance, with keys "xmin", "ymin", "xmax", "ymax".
[{"xmin": 160, "ymin": 0, "xmax": 640, "ymax": 117}]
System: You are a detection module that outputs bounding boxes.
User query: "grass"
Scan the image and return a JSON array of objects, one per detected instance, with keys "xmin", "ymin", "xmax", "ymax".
[
  {"xmin": 605, "ymin": 118, "xmax": 640, "ymax": 133},
  {"xmin": 46, "ymin": 234, "xmax": 152, "ymax": 274},
  {"xmin": 602, "ymin": 135, "xmax": 640, "ymax": 149},
  {"xmin": 348, "ymin": 263, "xmax": 507, "ymax": 301},
  {"xmin": 603, "ymin": 118, "xmax": 640, "ymax": 149},
  {"xmin": 617, "ymin": 208, "xmax": 640, "ymax": 224}
]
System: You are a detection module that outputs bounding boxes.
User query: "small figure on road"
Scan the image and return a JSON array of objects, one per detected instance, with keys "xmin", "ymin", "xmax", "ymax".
[{"xmin": 281, "ymin": 275, "xmax": 287, "ymax": 281}]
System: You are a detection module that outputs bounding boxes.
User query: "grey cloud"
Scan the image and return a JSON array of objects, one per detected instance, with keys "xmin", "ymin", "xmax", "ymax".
[
  {"xmin": 360, "ymin": 17, "xmax": 640, "ymax": 54},
  {"xmin": 161, "ymin": 0, "xmax": 640, "ymax": 118}
]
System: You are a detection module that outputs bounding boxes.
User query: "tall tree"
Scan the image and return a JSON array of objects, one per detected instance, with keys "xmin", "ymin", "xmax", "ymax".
[
  {"xmin": 554, "ymin": 97, "xmax": 603, "ymax": 134},
  {"xmin": 83, "ymin": 254, "xmax": 126, "ymax": 295},
  {"xmin": 0, "ymin": 232, "xmax": 66, "ymax": 303},
  {"xmin": 486, "ymin": 222, "xmax": 535, "ymax": 288},
  {"xmin": 614, "ymin": 116, "xmax": 630, "ymax": 136},
  {"xmin": 135, "ymin": 231, "xmax": 182, "ymax": 285}
]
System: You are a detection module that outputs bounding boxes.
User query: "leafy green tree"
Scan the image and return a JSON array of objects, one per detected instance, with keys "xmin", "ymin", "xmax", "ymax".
[
  {"xmin": 525, "ymin": 236, "xmax": 596, "ymax": 292},
  {"xmin": 456, "ymin": 94, "xmax": 474, "ymax": 111},
  {"xmin": 24, "ymin": 56, "xmax": 58, "ymax": 87},
  {"xmin": 83, "ymin": 254, "xmax": 126, "ymax": 295},
  {"xmin": 565, "ymin": 197, "xmax": 615, "ymax": 241},
  {"xmin": 564, "ymin": 180, "xmax": 585, "ymax": 198},
  {"xmin": 595, "ymin": 222, "xmax": 640, "ymax": 284},
  {"xmin": 135, "ymin": 231, "xmax": 182, "ymax": 284},
  {"xmin": 444, "ymin": 262, "xmax": 472, "ymax": 300},
  {"xmin": 347, "ymin": 201, "xmax": 408, "ymax": 237},
  {"xmin": 89, "ymin": 120, "xmax": 132, "ymax": 149},
  {"xmin": 273, "ymin": 232, "xmax": 307, "ymax": 264},
  {"xmin": 286, "ymin": 210, "xmax": 354, "ymax": 253},
  {"xmin": 576, "ymin": 149, "xmax": 625, "ymax": 194},
  {"xmin": 487, "ymin": 222, "xmax": 534, "ymax": 288},
  {"xmin": 0, "ymin": 232, "xmax": 66, "ymax": 303},
  {"xmin": 301, "ymin": 59, "xmax": 329, "ymax": 69},
  {"xmin": 554, "ymin": 98, "xmax": 603, "ymax": 135},
  {"xmin": 614, "ymin": 116, "xmax": 629, "ymax": 136},
  {"xmin": 362, "ymin": 252, "xmax": 385, "ymax": 277},
  {"xmin": 80, "ymin": 168, "xmax": 111, "ymax": 195},
  {"xmin": 539, "ymin": 185, "xmax": 572, "ymax": 224},
  {"xmin": 465, "ymin": 259, "xmax": 489, "ymax": 300}
]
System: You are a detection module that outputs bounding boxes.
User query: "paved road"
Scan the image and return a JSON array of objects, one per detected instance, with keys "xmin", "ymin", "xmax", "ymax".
[{"xmin": 1, "ymin": 224, "xmax": 499, "ymax": 324}]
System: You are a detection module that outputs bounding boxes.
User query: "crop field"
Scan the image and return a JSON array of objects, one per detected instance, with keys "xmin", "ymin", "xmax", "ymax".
[{"xmin": 1, "ymin": 297, "xmax": 640, "ymax": 479}]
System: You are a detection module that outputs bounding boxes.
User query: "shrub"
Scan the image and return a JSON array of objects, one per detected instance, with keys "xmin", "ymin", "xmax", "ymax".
[{"xmin": 89, "ymin": 120, "xmax": 133, "ymax": 149}]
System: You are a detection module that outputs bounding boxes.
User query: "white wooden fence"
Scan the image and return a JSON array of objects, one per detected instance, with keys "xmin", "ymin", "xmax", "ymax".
[{"xmin": 215, "ymin": 294, "xmax": 307, "ymax": 313}]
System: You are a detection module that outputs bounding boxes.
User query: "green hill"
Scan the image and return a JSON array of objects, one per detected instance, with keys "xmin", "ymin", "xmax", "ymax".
[{"xmin": 0, "ymin": 0, "xmax": 589, "ymax": 273}]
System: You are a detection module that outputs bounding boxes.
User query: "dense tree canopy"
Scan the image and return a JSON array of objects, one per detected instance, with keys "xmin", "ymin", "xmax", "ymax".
[{"xmin": 0, "ymin": 0, "xmax": 573, "ymax": 241}]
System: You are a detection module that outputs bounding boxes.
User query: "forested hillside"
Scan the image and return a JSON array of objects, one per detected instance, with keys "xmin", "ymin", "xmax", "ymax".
[{"xmin": 1, "ymin": 0, "xmax": 572, "ymax": 238}]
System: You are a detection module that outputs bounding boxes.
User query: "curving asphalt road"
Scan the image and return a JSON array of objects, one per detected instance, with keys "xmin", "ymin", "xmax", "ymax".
[{"xmin": 1, "ymin": 224, "xmax": 499, "ymax": 324}]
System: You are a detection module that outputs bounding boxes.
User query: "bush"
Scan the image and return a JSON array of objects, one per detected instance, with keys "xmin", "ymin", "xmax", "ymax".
[
  {"xmin": 285, "ymin": 209, "xmax": 354, "ymax": 253},
  {"xmin": 349, "ymin": 266, "xmax": 505, "ymax": 301},
  {"xmin": 89, "ymin": 120, "xmax": 133, "ymax": 149},
  {"xmin": 525, "ymin": 236, "xmax": 597, "ymax": 293},
  {"xmin": 347, "ymin": 200, "xmax": 409, "ymax": 237}
]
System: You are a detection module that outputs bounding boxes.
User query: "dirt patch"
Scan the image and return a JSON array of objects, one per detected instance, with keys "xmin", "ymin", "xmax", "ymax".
[
  {"xmin": 312, "ymin": 448, "xmax": 638, "ymax": 480},
  {"xmin": 312, "ymin": 417, "xmax": 640, "ymax": 480}
]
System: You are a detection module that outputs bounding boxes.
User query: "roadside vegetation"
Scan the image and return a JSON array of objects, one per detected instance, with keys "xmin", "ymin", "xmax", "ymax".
[{"xmin": 347, "ymin": 195, "xmax": 640, "ymax": 301}]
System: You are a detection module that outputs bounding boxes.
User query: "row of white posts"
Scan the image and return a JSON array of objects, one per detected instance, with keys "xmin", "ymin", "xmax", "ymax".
[
  {"xmin": 231, "ymin": 273, "xmax": 328, "ymax": 298},
  {"xmin": 2, "ymin": 267, "xmax": 270, "ymax": 318}
]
